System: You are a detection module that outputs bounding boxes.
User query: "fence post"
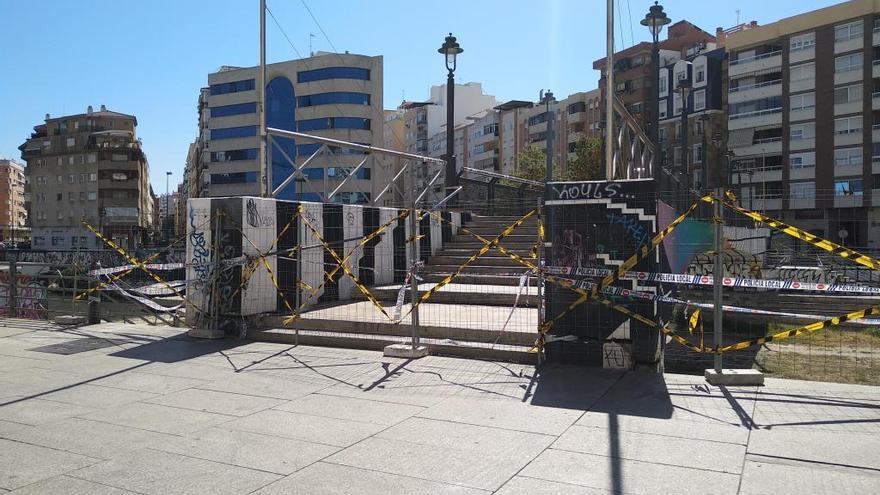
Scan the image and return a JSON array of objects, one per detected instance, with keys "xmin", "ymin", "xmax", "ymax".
[
  {"xmin": 536, "ymin": 198, "xmax": 545, "ymax": 365},
  {"xmin": 712, "ymin": 187, "xmax": 724, "ymax": 373},
  {"xmin": 8, "ymin": 260, "xmax": 17, "ymax": 318},
  {"xmin": 408, "ymin": 161, "xmax": 422, "ymax": 351}
]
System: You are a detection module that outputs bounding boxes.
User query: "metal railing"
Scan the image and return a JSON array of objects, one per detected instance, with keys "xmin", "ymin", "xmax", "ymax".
[
  {"xmin": 730, "ymin": 50, "xmax": 782, "ymax": 66},
  {"xmin": 728, "ymin": 79, "xmax": 782, "ymax": 93}
]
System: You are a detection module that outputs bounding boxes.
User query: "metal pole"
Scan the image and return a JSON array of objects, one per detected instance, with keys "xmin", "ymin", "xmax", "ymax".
[
  {"xmin": 445, "ymin": 71, "xmax": 457, "ymax": 204},
  {"xmin": 536, "ymin": 198, "xmax": 544, "ymax": 365},
  {"xmin": 259, "ymin": 0, "xmax": 268, "ymax": 197},
  {"xmin": 605, "ymin": 0, "xmax": 615, "ymax": 179},
  {"xmin": 8, "ymin": 260, "xmax": 17, "ymax": 318},
  {"xmin": 408, "ymin": 161, "xmax": 421, "ymax": 349},
  {"xmin": 680, "ymin": 99, "xmax": 688, "ymax": 205},
  {"xmin": 650, "ymin": 35, "xmax": 660, "ymax": 157},
  {"xmin": 544, "ymin": 92, "xmax": 554, "ymax": 186},
  {"xmin": 713, "ymin": 186, "xmax": 723, "ymax": 373}
]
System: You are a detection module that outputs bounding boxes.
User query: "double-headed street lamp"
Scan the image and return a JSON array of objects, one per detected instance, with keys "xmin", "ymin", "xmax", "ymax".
[
  {"xmin": 438, "ymin": 33, "xmax": 463, "ymax": 204},
  {"xmin": 640, "ymin": 2, "xmax": 670, "ymax": 154}
]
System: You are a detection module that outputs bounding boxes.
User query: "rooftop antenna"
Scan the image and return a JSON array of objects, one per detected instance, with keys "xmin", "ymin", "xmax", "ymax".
[
  {"xmin": 309, "ymin": 33, "xmax": 315, "ymax": 56},
  {"xmin": 735, "ymin": 9, "xmax": 741, "ymax": 25}
]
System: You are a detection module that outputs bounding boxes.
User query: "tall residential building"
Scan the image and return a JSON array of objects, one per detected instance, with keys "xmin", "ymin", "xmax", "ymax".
[
  {"xmin": 496, "ymin": 100, "xmax": 534, "ymax": 175},
  {"xmin": 198, "ymin": 52, "xmax": 384, "ymax": 204},
  {"xmin": 658, "ymin": 46, "xmax": 727, "ymax": 192},
  {"xmin": 0, "ymin": 159, "xmax": 27, "ymax": 242},
  {"xmin": 725, "ymin": 0, "xmax": 880, "ymax": 247},
  {"xmin": 593, "ymin": 21, "xmax": 717, "ymax": 141},
  {"xmin": 19, "ymin": 106, "xmax": 151, "ymax": 250},
  {"xmin": 402, "ymin": 82, "xmax": 497, "ymax": 157}
]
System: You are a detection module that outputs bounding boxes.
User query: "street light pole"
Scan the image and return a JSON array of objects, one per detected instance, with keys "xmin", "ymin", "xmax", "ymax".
[
  {"xmin": 439, "ymin": 33, "xmax": 463, "ymax": 206},
  {"xmin": 165, "ymin": 171, "xmax": 172, "ymax": 237},
  {"xmin": 540, "ymin": 90, "xmax": 555, "ymax": 189},
  {"xmin": 641, "ymin": 2, "xmax": 671, "ymax": 161},
  {"xmin": 675, "ymin": 70, "xmax": 692, "ymax": 208}
]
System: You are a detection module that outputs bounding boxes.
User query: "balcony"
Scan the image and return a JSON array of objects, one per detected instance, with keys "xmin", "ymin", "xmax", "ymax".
[
  {"xmin": 834, "ymin": 164, "xmax": 863, "ymax": 177},
  {"xmin": 835, "ymin": 100, "xmax": 863, "ymax": 116},
  {"xmin": 790, "ymin": 45, "xmax": 815, "ymax": 64},
  {"xmin": 835, "ymin": 67, "xmax": 863, "ymax": 86},
  {"xmin": 874, "ymin": 91, "xmax": 880, "ymax": 110},
  {"xmin": 731, "ymin": 138, "xmax": 783, "ymax": 157},
  {"xmin": 790, "ymin": 166, "xmax": 815, "ymax": 180},
  {"xmin": 874, "ymin": 123, "xmax": 880, "ymax": 142},
  {"xmin": 873, "ymin": 156, "xmax": 880, "ymax": 173},
  {"xmin": 728, "ymin": 79, "xmax": 782, "ymax": 105},
  {"xmin": 790, "ymin": 137, "xmax": 815, "ymax": 151},
  {"xmin": 835, "ymin": 130, "xmax": 863, "ymax": 147},
  {"xmin": 728, "ymin": 107, "xmax": 782, "ymax": 130},
  {"xmin": 835, "ymin": 35, "xmax": 863, "ymax": 54},
  {"xmin": 749, "ymin": 196, "xmax": 783, "ymax": 212},
  {"xmin": 874, "ymin": 59, "xmax": 880, "ymax": 78},
  {"xmin": 729, "ymin": 50, "xmax": 782, "ymax": 78},
  {"xmin": 835, "ymin": 194, "xmax": 863, "ymax": 208},
  {"xmin": 789, "ymin": 197, "xmax": 816, "ymax": 209},
  {"xmin": 874, "ymin": 24, "xmax": 880, "ymax": 46}
]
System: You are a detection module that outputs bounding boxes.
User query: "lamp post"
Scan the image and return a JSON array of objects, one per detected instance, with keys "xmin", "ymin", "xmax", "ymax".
[
  {"xmin": 165, "ymin": 171, "xmax": 172, "ymax": 237},
  {"xmin": 641, "ymin": 2, "xmax": 671, "ymax": 154},
  {"xmin": 439, "ymin": 33, "xmax": 463, "ymax": 205},
  {"xmin": 540, "ymin": 90, "xmax": 555, "ymax": 191},
  {"xmin": 675, "ymin": 74, "xmax": 692, "ymax": 206}
]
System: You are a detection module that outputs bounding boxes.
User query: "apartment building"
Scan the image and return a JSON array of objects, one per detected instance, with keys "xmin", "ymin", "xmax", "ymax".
[
  {"xmin": 725, "ymin": 0, "xmax": 880, "ymax": 248},
  {"xmin": 0, "ymin": 159, "xmax": 27, "ymax": 242},
  {"xmin": 594, "ymin": 21, "xmax": 717, "ymax": 141},
  {"xmin": 658, "ymin": 46, "xmax": 727, "ymax": 192},
  {"xmin": 19, "ymin": 106, "xmax": 151, "ymax": 250},
  {"xmin": 198, "ymin": 52, "xmax": 384, "ymax": 204},
  {"xmin": 496, "ymin": 100, "xmax": 534, "ymax": 175}
]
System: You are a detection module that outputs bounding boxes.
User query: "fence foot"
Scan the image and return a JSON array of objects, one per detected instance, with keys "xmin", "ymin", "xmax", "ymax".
[
  {"xmin": 705, "ymin": 368, "xmax": 764, "ymax": 386},
  {"xmin": 383, "ymin": 343, "xmax": 428, "ymax": 359}
]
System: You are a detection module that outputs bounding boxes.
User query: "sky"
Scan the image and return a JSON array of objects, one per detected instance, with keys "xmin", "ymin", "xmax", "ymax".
[{"xmin": 0, "ymin": 0, "xmax": 843, "ymax": 193}]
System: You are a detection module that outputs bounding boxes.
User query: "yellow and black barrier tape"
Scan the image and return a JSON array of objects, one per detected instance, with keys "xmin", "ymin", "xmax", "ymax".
[
  {"xmin": 297, "ymin": 205, "xmax": 393, "ymax": 321},
  {"xmin": 406, "ymin": 209, "xmax": 536, "ymax": 315},
  {"xmin": 426, "ymin": 211, "xmax": 538, "ymax": 271},
  {"xmin": 540, "ymin": 199, "xmax": 702, "ymax": 334},
  {"xmin": 711, "ymin": 195, "xmax": 880, "ymax": 271}
]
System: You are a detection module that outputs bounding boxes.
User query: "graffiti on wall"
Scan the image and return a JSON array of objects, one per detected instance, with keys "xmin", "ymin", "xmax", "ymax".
[
  {"xmin": 7, "ymin": 249, "xmax": 185, "ymax": 267},
  {"xmin": 0, "ymin": 274, "xmax": 48, "ymax": 320}
]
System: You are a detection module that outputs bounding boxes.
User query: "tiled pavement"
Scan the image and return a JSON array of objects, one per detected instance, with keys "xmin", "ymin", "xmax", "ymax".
[{"xmin": 0, "ymin": 319, "xmax": 878, "ymax": 494}]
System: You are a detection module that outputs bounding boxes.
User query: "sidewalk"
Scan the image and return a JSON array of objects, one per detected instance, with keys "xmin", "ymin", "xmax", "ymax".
[{"xmin": 0, "ymin": 319, "xmax": 878, "ymax": 494}]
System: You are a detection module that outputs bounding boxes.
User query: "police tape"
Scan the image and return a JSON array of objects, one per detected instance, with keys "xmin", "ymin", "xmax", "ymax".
[
  {"xmin": 392, "ymin": 261, "xmax": 423, "ymax": 323},
  {"xmin": 492, "ymin": 269, "xmax": 534, "ymax": 349},
  {"xmin": 82, "ymin": 221, "xmax": 198, "ymax": 312},
  {"xmin": 89, "ymin": 263, "xmax": 185, "ymax": 277},
  {"xmin": 545, "ymin": 265, "xmax": 880, "ymax": 295},
  {"xmin": 406, "ymin": 209, "xmax": 536, "ymax": 316},
  {"xmin": 298, "ymin": 205, "xmax": 393, "ymax": 321},
  {"xmin": 713, "ymin": 195, "xmax": 880, "ymax": 271},
  {"xmin": 540, "ymin": 199, "xmax": 703, "ymax": 334},
  {"xmin": 531, "ymin": 219, "xmax": 544, "ymax": 259}
]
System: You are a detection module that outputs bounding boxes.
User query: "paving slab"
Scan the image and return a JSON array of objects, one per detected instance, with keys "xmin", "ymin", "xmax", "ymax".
[
  {"xmin": 0, "ymin": 417, "xmax": 177, "ymax": 461},
  {"xmin": 39, "ymin": 384, "xmax": 157, "ymax": 409},
  {"xmin": 274, "ymin": 393, "xmax": 424, "ymax": 426},
  {"xmin": 417, "ymin": 396, "xmax": 583, "ymax": 435},
  {"xmin": 495, "ymin": 476, "xmax": 613, "ymax": 495},
  {"xmin": 738, "ymin": 459, "xmax": 880, "ymax": 495},
  {"xmin": 0, "ymin": 398, "xmax": 96, "ymax": 426},
  {"xmin": 195, "ymin": 372, "xmax": 330, "ymax": 400},
  {"xmin": 83, "ymin": 402, "xmax": 232, "ymax": 436},
  {"xmin": 6, "ymin": 475, "xmax": 135, "ymax": 494},
  {"xmin": 519, "ymin": 448, "xmax": 741, "ymax": 495},
  {"xmin": 0, "ymin": 438, "xmax": 100, "ymax": 491},
  {"xmin": 254, "ymin": 461, "xmax": 488, "ymax": 494},
  {"xmin": 69, "ymin": 448, "xmax": 280, "ymax": 495},
  {"xmin": 552, "ymin": 425, "xmax": 747, "ymax": 474},
  {"xmin": 89, "ymin": 371, "xmax": 206, "ymax": 395},
  {"xmin": 155, "ymin": 427, "xmax": 339, "ymax": 476},
  {"xmin": 145, "ymin": 388, "xmax": 284, "ymax": 417},
  {"xmin": 575, "ymin": 411, "xmax": 750, "ymax": 445},
  {"xmin": 747, "ymin": 428, "xmax": 880, "ymax": 470},
  {"xmin": 223, "ymin": 409, "xmax": 385, "ymax": 448},
  {"xmin": 327, "ymin": 417, "xmax": 554, "ymax": 491}
]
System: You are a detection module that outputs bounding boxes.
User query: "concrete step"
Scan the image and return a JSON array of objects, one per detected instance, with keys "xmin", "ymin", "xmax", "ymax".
[
  {"xmin": 421, "ymin": 264, "xmax": 532, "ymax": 275},
  {"xmin": 452, "ymin": 233, "xmax": 537, "ymax": 241},
  {"xmin": 428, "ymin": 255, "xmax": 535, "ymax": 267},
  {"xmin": 251, "ymin": 328, "xmax": 538, "ymax": 364},
  {"xmin": 444, "ymin": 240, "xmax": 536, "ymax": 249},
  {"xmin": 467, "ymin": 216, "xmax": 540, "ymax": 223},
  {"xmin": 459, "ymin": 226, "xmax": 541, "ymax": 236},
  {"xmin": 420, "ymin": 273, "xmax": 525, "ymax": 286},
  {"xmin": 435, "ymin": 248, "xmax": 534, "ymax": 258},
  {"xmin": 369, "ymin": 283, "xmax": 538, "ymax": 308}
]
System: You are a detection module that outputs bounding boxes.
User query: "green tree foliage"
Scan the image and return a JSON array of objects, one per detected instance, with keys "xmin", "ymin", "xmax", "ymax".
[
  {"xmin": 512, "ymin": 145, "xmax": 549, "ymax": 182},
  {"xmin": 565, "ymin": 137, "xmax": 603, "ymax": 181}
]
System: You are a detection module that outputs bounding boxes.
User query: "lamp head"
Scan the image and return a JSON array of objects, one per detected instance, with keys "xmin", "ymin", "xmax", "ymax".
[{"xmin": 438, "ymin": 33, "xmax": 463, "ymax": 72}]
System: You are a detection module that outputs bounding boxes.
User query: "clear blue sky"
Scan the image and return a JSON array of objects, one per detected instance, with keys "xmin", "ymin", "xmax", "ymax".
[{"xmin": 0, "ymin": 0, "xmax": 841, "ymax": 192}]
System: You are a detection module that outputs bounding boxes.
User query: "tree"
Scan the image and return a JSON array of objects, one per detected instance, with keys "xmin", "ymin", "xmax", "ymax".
[
  {"xmin": 511, "ymin": 146, "xmax": 548, "ymax": 182},
  {"xmin": 565, "ymin": 137, "xmax": 603, "ymax": 181}
]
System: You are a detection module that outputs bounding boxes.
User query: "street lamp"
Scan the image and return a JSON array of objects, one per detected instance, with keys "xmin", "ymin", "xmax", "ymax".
[
  {"xmin": 540, "ymin": 90, "xmax": 555, "ymax": 190},
  {"xmin": 439, "ymin": 33, "xmax": 463, "ymax": 203},
  {"xmin": 640, "ymin": 2, "xmax": 670, "ymax": 153},
  {"xmin": 675, "ymin": 73, "xmax": 692, "ymax": 204}
]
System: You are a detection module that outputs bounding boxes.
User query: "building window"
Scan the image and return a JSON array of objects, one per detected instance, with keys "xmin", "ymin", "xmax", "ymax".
[
  {"xmin": 694, "ymin": 144, "xmax": 703, "ymax": 163},
  {"xmin": 834, "ymin": 52, "xmax": 863, "ymax": 73},
  {"xmin": 790, "ymin": 152, "xmax": 816, "ymax": 169},
  {"xmin": 66, "ymin": 137, "xmax": 75, "ymax": 148},
  {"xmin": 658, "ymin": 127, "xmax": 666, "ymax": 143},
  {"xmin": 88, "ymin": 191, "xmax": 97, "ymax": 201},
  {"xmin": 327, "ymin": 167, "xmax": 370, "ymax": 179},
  {"xmin": 297, "ymin": 67, "xmax": 371, "ymax": 83},
  {"xmin": 68, "ymin": 174, "xmax": 75, "ymax": 184},
  {"xmin": 89, "ymin": 173, "xmax": 97, "ymax": 181},
  {"xmin": 790, "ymin": 62, "xmax": 815, "ymax": 81},
  {"xmin": 658, "ymin": 100, "xmax": 667, "ymax": 119},
  {"xmin": 568, "ymin": 101, "xmax": 586, "ymax": 114},
  {"xmin": 211, "ymin": 172, "xmax": 259, "ymax": 184},
  {"xmin": 789, "ymin": 92, "xmax": 815, "ymax": 111},
  {"xmin": 659, "ymin": 77, "xmax": 667, "ymax": 93},
  {"xmin": 297, "ymin": 117, "xmax": 371, "ymax": 132},
  {"xmin": 790, "ymin": 123, "xmax": 814, "ymax": 140},
  {"xmin": 790, "ymin": 181, "xmax": 815, "ymax": 199},
  {"xmin": 210, "ymin": 149, "xmax": 258, "ymax": 162},
  {"xmin": 87, "ymin": 153, "xmax": 96, "ymax": 163},
  {"xmin": 693, "ymin": 90, "xmax": 706, "ymax": 111},
  {"xmin": 297, "ymin": 92, "xmax": 371, "ymax": 107},
  {"xmin": 790, "ymin": 32, "xmax": 816, "ymax": 51},
  {"xmin": 300, "ymin": 168, "xmax": 324, "ymax": 180},
  {"xmin": 834, "ymin": 83, "xmax": 863, "ymax": 104},
  {"xmin": 209, "ymin": 102, "xmax": 257, "ymax": 118},
  {"xmin": 834, "ymin": 147, "xmax": 863, "ymax": 166},
  {"xmin": 209, "ymin": 79, "xmax": 255, "ymax": 96},
  {"xmin": 834, "ymin": 20, "xmax": 863, "ymax": 42},
  {"xmin": 210, "ymin": 125, "xmax": 258, "ymax": 140},
  {"xmin": 834, "ymin": 116, "xmax": 862, "ymax": 134},
  {"xmin": 835, "ymin": 178, "xmax": 863, "ymax": 196}
]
